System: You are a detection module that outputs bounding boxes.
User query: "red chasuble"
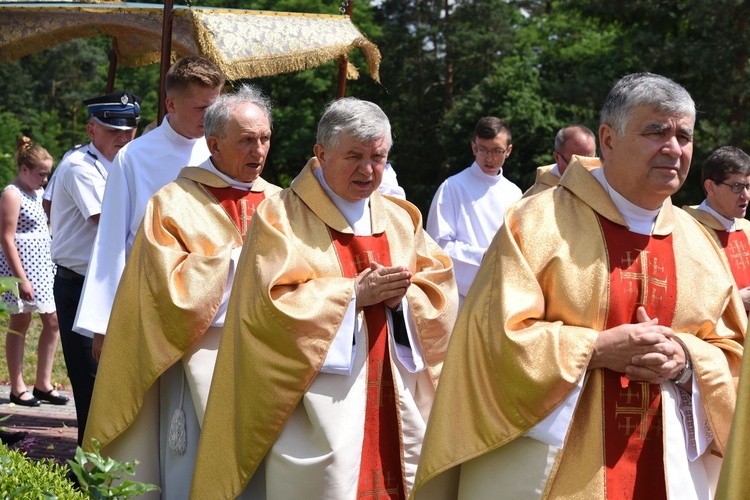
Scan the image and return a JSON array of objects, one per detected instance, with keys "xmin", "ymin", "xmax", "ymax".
[
  {"xmin": 599, "ymin": 216, "xmax": 677, "ymax": 500},
  {"xmin": 329, "ymin": 229, "xmax": 405, "ymax": 500},
  {"xmin": 205, "ymin": 186, "xmax": 266, "ymax": 239},
  {"xmin": 716, "ymin": 230, "xmax": 750, "ymax": 290}
]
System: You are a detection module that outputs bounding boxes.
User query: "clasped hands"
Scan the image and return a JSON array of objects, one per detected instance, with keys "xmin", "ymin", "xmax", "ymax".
[
  {"xmin": 355, "ymin": 262, "xmax": 412, "ymax": 310},
  {"xmin": 589, "ymin": 306, "xmax": 688, "ymax": 386}
]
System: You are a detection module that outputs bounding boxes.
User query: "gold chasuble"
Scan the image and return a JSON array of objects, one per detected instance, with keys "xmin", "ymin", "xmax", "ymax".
[
  {"xmin": 523, "ymin": 164, "xmax": 559, "ymax": 198},
  {"xmin": 191, "ymin": 159, "xmax": 458, "ymax": 500},
  {"xmin": 683, "ymin": 206, "xmax": 750, "ymax": 290},
  {"xmin": 413, "ymin": 159, "xmax": 745, "ymax": 500},
  {"xmin": 523, "ymin": 157, "xmax": 601, "ymax": 198},
  {"xmin": 718, "ymin": 301, "xmax": 750, "ymax": 499},
  {"xmin": 83, "ymin": 166, "xmax": 280, "ymax": 465}
]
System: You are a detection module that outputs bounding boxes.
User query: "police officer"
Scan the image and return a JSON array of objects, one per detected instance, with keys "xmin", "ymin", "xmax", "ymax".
[{"xmin": 50, "ymin": 91, "xmax": 141, "ymax": 446}]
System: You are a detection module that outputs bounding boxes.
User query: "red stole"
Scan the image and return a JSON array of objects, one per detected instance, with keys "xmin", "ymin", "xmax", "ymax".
[
  {"xmin": 329, "ymin": 229, "xmax": 404, "ymax": 500},
  {"xmin": 599, "ymin": 216, "xmax": 676, "ymax": 500},
  {"xmin": 204, "ymin": 186, "xmax": 265, "ymax": 239},
  {"xmin": 716, "ymin": 229, "xmax": 750, "ymax": 289}
]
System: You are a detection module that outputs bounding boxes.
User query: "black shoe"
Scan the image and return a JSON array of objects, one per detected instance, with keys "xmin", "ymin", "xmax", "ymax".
[
  {"xmin": 9, "ymin": 390, "xmax": 41, "ymax": 407},
  {"xmin": 0, "ymin": 430, "xmax": 26, "ymax": 446},
  {"xmin": 32, "ymin": 387, "xmax": 70, "ymax": 405}
]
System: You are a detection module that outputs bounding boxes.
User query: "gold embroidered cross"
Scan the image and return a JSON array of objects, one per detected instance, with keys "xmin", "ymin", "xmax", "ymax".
[
  {"xmin": 359, "ymin": 469, "xmax": 399, "ymax": 498},
  {"xmin": 615, "ymin": 382, "xmax": 660, "ymax": 439},
  {"xmin": 728, "ymin": 239, "xmax": 750, "ymax": 270},
  {"xmin": 367, "ymin": 359, "xmax": 395, "ymax": 407},
  {"xmin": 355, "ymin": 250, "xmax": 378, "ymax": 272},
  {"xmin": 619, "ymin": 385, "xmax": 641, "ymax": 405},
  {"xmin": 620, "ymin": 250, "xmax": 668, "ymax": 306},
  {"xmin": 239, "ymin": 199, "xmax": 255, "ymax": 238}
]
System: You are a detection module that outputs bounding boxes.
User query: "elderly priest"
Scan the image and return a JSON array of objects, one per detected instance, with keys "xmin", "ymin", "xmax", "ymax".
[
  {"xmin": 191, "ymin": 98, "xmax": 458, "ymax": 500},
  {"xmin": 83, "ymin": 84, "xmax": 281, "ymax": 498},
  {"xmin": 414, "ymin": 73, "xmax": 745, "ymax": 500}
]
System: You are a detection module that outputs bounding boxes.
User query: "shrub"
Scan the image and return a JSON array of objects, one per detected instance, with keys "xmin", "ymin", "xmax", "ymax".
[
  {"xmin": 67, "ymin": 439, "xmax": 159, "ymax": 499},
  {"xmin": 0, "ymin": 443, "xmax": 85, "ymax": 499}
]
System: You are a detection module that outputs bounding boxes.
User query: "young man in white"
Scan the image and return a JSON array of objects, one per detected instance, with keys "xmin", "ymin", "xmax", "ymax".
[
  {"xmin": 426, "ymin": 117, "xmax": 522, "ymax": 306},
  {"xmin": 73, "ymin": 56, "xmax": 225, "ymax": 358}
]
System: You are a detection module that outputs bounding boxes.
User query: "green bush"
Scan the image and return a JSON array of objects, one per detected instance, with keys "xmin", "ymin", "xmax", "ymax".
[{"xmin": 0, "ymin": 444, "xmax": 85, "ymax": 499}]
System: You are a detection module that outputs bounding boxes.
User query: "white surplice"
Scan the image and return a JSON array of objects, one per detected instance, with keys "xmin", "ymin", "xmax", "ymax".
[{"xmin": 426, "ymin": 162, "xmax": 522, "ymax": 303}]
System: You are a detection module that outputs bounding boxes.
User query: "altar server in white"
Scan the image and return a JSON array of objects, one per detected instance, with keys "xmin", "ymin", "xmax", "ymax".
[
  {"xmin": 426, "ymin": 117, "xmax": 522, "ymax": 305},
  {"xmin": 73, "ymin": 56, "xmax": 225, "ymax": 356}
]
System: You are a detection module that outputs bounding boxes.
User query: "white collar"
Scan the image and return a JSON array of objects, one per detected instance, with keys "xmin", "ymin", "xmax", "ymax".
[
  {"xmin": 593, "ymin": 167, "xmax": 661, "ymax": 235},
  {"xmin": 202, "ymin": 159, "xmax": 255, "ymax": 191},
  {"xmin": 162, "ymin": 114, "xmax": 201, "ymax": 146},
  {"xmin": 698, "ymin": 199, "xmax": 736, "ymax": 231},
  {"xmin": 312, "ymin": 167, "xmax": 371, "ymax": 236},
  {"xmin": 470, "ymin": 162, "xmax": 505, "ymax": 183},
  {"xmin": 549, "ymin": 163, "xmax": 562, "ymax": 178}
]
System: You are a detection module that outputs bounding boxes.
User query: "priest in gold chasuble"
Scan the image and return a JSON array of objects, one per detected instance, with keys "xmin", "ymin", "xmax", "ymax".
[
  {"xmin": 414, "ymin": 73, "xmax": 745, "ymax": 500},
  {"xmin": 84, "ymin": 85, "xmax": 281, "ymax": 499},
  {"xmin": 683, "ymin": 146, "xmax": 750, "ymax": 313},
  {"xmin": 522, "ymin": 125, "xmax": 598, "ymax": 198},
  {"xmin": 191, "ymin": 98, "xmax": 458, "ymax": 500}
]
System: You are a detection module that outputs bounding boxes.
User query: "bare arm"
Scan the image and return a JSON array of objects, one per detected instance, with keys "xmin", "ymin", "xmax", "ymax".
[{"xmin": 0, "ymin": 188, "xmax": 34, "ymax": 302}]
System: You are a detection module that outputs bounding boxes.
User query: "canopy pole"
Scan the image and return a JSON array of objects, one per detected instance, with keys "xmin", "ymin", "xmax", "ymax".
[
  {"xmin": 336, "ymin": 0, "xmax": 353, "ymax": 98},
  {"xmin": 106, "ymin": 47, "xmax": 117, "ymax": 93},
  {"xmin": 157, "ymin": 0, "xmax": 176, "ymax": 124}
]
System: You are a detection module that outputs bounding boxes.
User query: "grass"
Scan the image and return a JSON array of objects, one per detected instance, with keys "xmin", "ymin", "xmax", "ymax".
[{"xmin": 0, "ymin": 314, "xmax": 70, "ymax": 390}]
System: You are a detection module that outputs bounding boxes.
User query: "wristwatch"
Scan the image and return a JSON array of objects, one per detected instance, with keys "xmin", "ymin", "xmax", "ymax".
[{"xmin": 672, "ymin": 339, "xmax": 693, "ymax": 385}]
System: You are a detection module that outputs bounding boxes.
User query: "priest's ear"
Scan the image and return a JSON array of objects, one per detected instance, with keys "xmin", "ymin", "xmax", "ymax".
[
  {"xmin": 599, "ymin": 123, "xmax": 616, "ymax": 162},
  {"xmin": 207, "ymin": 136, "xmax": 222, "ymax": 162},
  {"xmin": 313, "ymin": 144, "xmax": 326, "ymax": 166}
]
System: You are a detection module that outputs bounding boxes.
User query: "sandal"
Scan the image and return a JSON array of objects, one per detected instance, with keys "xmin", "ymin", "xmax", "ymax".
[
  {"xmin": 32, "ymin": 387, "xmax": 70, "ymax": 405},
  {"xmin": 9, "ymin": 390, "xmax": 41, "ymax": 407}
]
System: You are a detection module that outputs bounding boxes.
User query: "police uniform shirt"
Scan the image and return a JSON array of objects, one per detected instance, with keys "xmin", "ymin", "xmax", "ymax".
[{"xmin": 50, "ymin": 142, "xmax": 111, "ymax": 275}]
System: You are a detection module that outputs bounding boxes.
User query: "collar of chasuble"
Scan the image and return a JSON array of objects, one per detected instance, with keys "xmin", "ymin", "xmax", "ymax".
[
  {"xmin": 560, "ymin": 158, "xmax": 676, "ymax": 236},
  {"xmin": 178, "ymin": 164, "xmax": 271, "ymax": 193},
  {"xmin": 291, "ymin": 158, "xmax": 389, "ymax": 235}
]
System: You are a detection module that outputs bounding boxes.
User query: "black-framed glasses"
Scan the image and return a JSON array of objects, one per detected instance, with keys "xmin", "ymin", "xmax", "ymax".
[
  {"xmin": 718, "ymin": 181, "xmax": 750, "ymax": 194},
  {"xmin": 475, "ymin": 146, "xmax": 508, "ymax": 157},
  {"xmin": 555, "ymin": 151, "xmax": 571, "ymax": 165}
]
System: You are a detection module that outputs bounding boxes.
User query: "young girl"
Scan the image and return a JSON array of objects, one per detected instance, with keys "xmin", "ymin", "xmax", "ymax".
[{"xmin": 1, "ymin": 136, "xmax": 67, "ymax": 406}]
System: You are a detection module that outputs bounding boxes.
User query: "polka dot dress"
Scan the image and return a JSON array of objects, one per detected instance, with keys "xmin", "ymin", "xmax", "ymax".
[{"xmin": 0, "ymin": 184, "xmax": 56, "ymax": 314}]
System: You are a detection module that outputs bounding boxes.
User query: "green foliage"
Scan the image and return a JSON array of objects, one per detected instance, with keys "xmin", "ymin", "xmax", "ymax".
[
  {"xmin": 0, "ymin": 444, "xmax": 85, "ymax": 499},
  {"xmin": 1, "ymin": 0, "xmax": 748, "ymax": 211},
  {"xmin": 0, "ymin": 277, "xmax": 21, "ymax": 334},
  {"xmin": 67, "ymin": 440, "xmax": 159, "ymax": 499},
  {"xmin": 0, "ymin": 110, "xmax": 24, "ymax": 189}
]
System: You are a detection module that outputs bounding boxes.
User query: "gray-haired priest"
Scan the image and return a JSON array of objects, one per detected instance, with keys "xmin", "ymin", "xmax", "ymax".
[
  {"xmin": 414, "ymin": 73, "xmax": 745, "ymax": 500},
  {"xmin": 83, "ymin": 84, "xmax": 281, "ymax": 498},
  {"xmin": 191, "ymin": 98, "xmax": 458, "ymax": 500}
]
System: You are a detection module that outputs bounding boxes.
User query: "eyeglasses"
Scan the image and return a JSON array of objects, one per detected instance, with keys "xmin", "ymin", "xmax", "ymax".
[
  {"xmin": 475, "ymin": 146, "xmax": 508, "ymax": 157},
  {"xmin": 718, "ymin": 181, "xmax": 750, "ymax": 194},
  {"xmin": 554, "ymin": 151, "xmax": 571, "ymax": 165}
]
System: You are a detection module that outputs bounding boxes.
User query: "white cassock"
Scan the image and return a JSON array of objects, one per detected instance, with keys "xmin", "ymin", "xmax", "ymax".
[
  {"xmin": 426, "ymin": 162, "xmax": 522, "ymax": 303},
  {"xmin": 73, "ymin": 115, "xmax": 210, "ymax": 338}
]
